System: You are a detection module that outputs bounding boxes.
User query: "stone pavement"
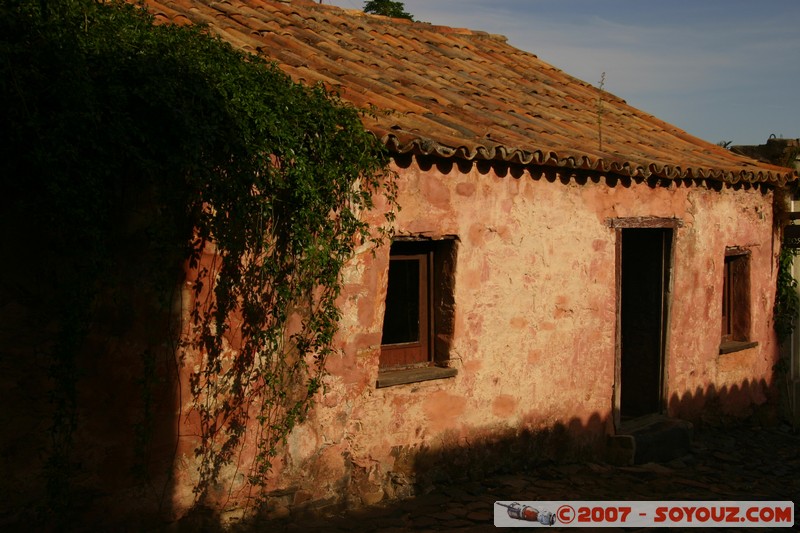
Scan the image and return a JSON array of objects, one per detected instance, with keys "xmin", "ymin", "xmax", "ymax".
[{"xmin": 259, "ymin": 422, "xmax": 799, "ymax": 532}]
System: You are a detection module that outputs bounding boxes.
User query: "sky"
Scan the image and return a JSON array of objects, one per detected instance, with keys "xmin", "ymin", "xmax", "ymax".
[{"xmin": 323, "ymin": 0, "xmax": 800, "ymax": 147}]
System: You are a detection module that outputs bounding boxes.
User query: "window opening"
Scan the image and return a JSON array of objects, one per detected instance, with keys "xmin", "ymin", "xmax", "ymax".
[
  {"xmin": 721, "ymin": 257, "xmax": 732, "ymax": 340},
  {"xmin": 380, "ymin": 253, "xmax": 429, "ymax": 366},
  {"xmin": 720, "ymin": 249, "xmax": 754, "ymax": 352},
  {"xmin": 380, "ymin": 239, "xmax": 456, "ymax": 370}
]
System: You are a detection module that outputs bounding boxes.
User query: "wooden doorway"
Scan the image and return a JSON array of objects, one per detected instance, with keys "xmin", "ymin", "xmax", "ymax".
[{"xmin": 615, "ymin": 224, "xmax": 674, "ymax": 426}]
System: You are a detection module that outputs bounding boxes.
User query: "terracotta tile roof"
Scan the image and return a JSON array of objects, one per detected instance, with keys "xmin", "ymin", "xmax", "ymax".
[{"xmin": 143, "ymin": 0, "xmax": 795, "ymax": 185}]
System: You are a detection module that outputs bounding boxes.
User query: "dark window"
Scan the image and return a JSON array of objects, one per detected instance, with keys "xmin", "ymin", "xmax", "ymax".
[
  {"xmin": 721, "ymin": 250, "xmax": 751, "ymax": 345},
  {"xmin": 721, "ymin": 258, "xmax": 732, "ymax": 340},
  {"xmin": 381, "ymin": 252, "xmax": 429, "ymax": 365},
  {"xmin": 380, "ymin": 239, "xmax": 456, "ymax": 369}
]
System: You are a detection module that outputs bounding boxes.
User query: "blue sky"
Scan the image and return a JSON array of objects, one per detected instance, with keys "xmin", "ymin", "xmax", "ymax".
[{"xmin": 324, "ymin": 0, "xmax": 800, "ymax": 146}]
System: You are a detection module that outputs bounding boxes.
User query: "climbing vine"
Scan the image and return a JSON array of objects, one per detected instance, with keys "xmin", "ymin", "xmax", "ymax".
[
  {"xmin": 774, "ymin": 244, "xmax": 799, "ymax": 344},
  {"xmin": 774, "ymin": 239, "xmax": 799, "ymax": 427},
  {"xmin": 774, "ymin": 145, "xmax": 800, "ymax": 345},
  {"xmin": 1, "ymin": 0, "xmax": 395, "ymax": 522}
]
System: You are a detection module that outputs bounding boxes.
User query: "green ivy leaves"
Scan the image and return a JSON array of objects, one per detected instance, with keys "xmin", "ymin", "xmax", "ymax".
[
  {"xmin": 2, "ymin": 0, "xmax": 395, "ymax": 517},
  {"xmin": 774, "ymin": 245, "xmax": 798, "ymax": 344}
]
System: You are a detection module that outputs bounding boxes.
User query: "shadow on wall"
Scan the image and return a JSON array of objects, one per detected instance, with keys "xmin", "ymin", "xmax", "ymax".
[
  {"xmin": 234, "ymin": 377, "xmax": 783, "ymax": 532},
  {"xmin": 668, "ymin": 378, "xmax": 778, "ymax": 425},
  {"xmin": 0, "ymin": 202, "xmax": 182, "ymax": 531},
  {"xmin": 402, "ymin": 413, "xmax": 609, "ymax": 497},
  {"xmin": 400, "ymin": 377, "xmax": 777, "ymax": 503},
  {"xmin": 252, "ymin": 377, "xmax": 780, "ymax": 525}
]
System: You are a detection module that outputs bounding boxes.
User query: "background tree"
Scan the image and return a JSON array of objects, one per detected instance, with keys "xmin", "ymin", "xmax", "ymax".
[{"xmin": 363, "ymin": 0, "xmax": 414, "ymax": 20}]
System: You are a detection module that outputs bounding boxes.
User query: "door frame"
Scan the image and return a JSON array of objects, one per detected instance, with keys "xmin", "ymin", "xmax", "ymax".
[{"xmin": 610, "ymin": 217, "xmax": 681, "ymax": 431}]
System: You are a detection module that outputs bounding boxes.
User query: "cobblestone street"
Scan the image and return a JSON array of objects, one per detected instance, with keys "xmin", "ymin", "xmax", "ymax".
[{"xmin": 262, "ymin": 422, "xmax": 799, "ymax": 531}]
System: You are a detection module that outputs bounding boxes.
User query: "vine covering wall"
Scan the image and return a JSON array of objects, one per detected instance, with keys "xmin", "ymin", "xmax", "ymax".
[{"xmin": 0, "ymin": 0, "xmax": 395, "ymax": 527}]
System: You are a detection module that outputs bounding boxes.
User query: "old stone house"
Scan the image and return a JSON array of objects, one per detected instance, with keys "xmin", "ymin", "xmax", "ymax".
[
  {"xmin": 140, "ymin": 0, "xmax": 797, "ymax": 517},
  {"xmin": 4, "ymin": 0, "xmax": 791, "ymax": 525}
]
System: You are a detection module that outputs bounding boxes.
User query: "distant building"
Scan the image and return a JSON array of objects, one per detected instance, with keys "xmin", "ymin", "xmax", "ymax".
[{"xmin": 731, "ymin": 137, "xmax": 800, "ymax": 170}]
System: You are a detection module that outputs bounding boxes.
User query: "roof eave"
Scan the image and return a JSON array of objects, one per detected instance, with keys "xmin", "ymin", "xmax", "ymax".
[{"xmin": 381, "ymin": 133, "xmax": 797, "ymax": 186}]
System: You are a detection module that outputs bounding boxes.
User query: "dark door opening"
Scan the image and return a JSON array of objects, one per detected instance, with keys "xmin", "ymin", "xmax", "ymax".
[{"xmin": 619, "ymin": 228, "xmax": 672, "ymax": 420}]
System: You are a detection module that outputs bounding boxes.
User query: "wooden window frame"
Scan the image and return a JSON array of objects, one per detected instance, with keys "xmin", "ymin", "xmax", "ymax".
[
  {"xmin": 377, "ymin": 238, "xmax": 458, "ymax": 387},
  {"xmin": 720, "ymin": 248, "xmax": 758, "ymax": 354},
  {"xmin": 379, "ymin": 252, "xmax": 431, "ymax": 368},
  {"xmin": 721, "ymin": 257, "xmax": 733, "ymax": 342}
]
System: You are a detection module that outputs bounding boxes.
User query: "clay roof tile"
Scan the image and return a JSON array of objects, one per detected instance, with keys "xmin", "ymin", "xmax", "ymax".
[{"xmin": 143, "ymin": 0, "xmax": 796, "ymax": 184}]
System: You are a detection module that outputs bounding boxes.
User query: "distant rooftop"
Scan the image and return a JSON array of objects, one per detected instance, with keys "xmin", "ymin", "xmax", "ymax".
[{"xmin": 731, "ymin": 137, "xmax": 800, "ymax": 172}]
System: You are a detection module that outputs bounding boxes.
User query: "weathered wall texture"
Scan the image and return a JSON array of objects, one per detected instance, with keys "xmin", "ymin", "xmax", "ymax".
[
  {"xmin": 667, "ymin": 183, "xmax": 777, "ymax": 417},
  {"xmin": 0, "ymin": 153, "xmax": 781, "ymax": 528},
  {"xmin": 171, "ymin": 156, "xmax": 780, "ymax": 517}
]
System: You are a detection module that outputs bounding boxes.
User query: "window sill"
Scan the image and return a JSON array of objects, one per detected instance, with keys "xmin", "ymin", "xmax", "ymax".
[
  {"xmin": 719, "ymin": 340, "xmax": 758, "ymax": 355},
  {"xmin": 376, "ymin": 365, "xmax": 457, "ymax": 388}
]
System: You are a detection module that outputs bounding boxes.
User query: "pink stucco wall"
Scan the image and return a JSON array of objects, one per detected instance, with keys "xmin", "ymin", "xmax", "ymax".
[{"xmin": 172, "ymin": 156, "xmax": 780, "ymax": 516}]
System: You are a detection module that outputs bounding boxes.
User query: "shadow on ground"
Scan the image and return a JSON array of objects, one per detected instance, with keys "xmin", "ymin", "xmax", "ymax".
[{"xmin": 220, "ymin": 417, "xmax": 799, "ymax": 532}]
